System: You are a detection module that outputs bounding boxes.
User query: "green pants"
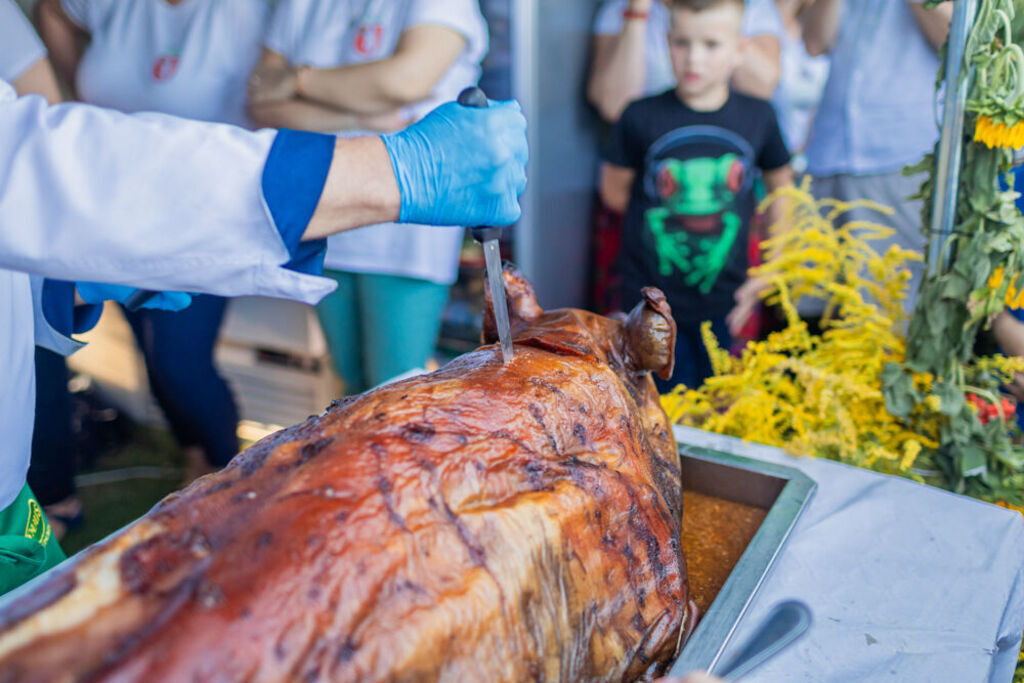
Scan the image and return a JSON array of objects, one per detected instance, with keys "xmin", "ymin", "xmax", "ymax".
[
  {"xmin": 0, "ymin": 485, "xmax": 66, "ymax": 596},
  {"xmin": 316, "ymin": 270, "xmax": 450, "ymax": 394}
]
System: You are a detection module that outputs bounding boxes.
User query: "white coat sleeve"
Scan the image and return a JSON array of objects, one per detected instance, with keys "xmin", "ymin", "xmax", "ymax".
[{"xmin": 0, "ymin": 87, "xmax": 336, "ymax": 304}]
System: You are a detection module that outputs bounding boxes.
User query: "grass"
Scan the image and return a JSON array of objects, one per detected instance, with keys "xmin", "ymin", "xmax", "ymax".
[{"xmin": 61, "ymin": 425, "xmax": 184, "ymax": 556}]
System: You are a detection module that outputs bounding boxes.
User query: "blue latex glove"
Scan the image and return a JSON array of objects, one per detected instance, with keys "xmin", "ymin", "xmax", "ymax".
[
  {"xmin": 381, "ymin": 98, "xmax": 528, "ymax": 227},
  {"xmin": 76, "ymin": 282, "xmax": 192, "ymax": 311}
]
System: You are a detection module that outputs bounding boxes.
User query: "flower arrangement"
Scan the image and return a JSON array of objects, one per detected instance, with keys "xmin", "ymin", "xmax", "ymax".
[{"xmin": 661, "ymin": 180, "xmax": 1024, "ymax": 502}]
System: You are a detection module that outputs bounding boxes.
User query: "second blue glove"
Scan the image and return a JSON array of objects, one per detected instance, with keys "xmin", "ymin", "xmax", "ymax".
[{"xmin": 77, "ymin": 282, "xmax": 192, "ymax": 312}]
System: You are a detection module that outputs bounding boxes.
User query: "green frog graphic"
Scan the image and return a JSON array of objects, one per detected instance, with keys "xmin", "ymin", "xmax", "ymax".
[{"xmin": 644, "ymin": 154, "xmax": 745, "ymax": 294}]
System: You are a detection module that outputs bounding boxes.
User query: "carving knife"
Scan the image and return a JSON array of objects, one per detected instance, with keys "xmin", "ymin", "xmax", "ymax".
[{"xmin": 457, "ymin": 87, "xmax": 514, "ymax": 364}]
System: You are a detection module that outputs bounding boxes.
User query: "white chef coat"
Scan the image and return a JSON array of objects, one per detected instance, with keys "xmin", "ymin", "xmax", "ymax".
[
  {"xmin": 0, "ymin": 0, "xmax": 45, "ymax": 83},
  {"xmin": 0, "ymin": 83, "xmax": 337, "ymax": 510},
  {"xmin": 60, "ymin": 0, "xmax": 269, "ymax": 127},
  {"xmin": 265, "ymin": 0, "xmax": 488, "ymax": 283},
  {"xmin": 593, "ymin": 0, "xmax": 785, "ymax": 98}
]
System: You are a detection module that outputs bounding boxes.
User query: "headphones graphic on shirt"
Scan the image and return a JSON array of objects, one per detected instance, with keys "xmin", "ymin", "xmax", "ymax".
[
  {"xmin": 642, "ymin": 125, "xmax": 756, "ymax": 204},
  {"xmin": 640, "ymin": 126, "xmax": 756, "ymax": 294}
]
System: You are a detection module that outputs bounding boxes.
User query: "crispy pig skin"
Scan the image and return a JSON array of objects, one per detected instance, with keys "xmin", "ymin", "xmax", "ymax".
[{"xmin": 0, "ymin": 269, "xmax": 691, "ymax": 682}]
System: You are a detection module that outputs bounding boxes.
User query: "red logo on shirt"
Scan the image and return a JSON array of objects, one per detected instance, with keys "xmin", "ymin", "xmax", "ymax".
[
  {"xmin": 354, "ymin": 24, "xmax": 383, "ymax": 55},
  {"xmin": 152, "ymin": 55, "xmax": 180, "ymax": 82}
]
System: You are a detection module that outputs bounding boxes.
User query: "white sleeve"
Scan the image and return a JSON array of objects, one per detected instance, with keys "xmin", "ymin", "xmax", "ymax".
[
  {"xmin": 0, "ymin": 92, "xmax": 334, "ymax": 304},
  {"xmin": 593, "ymin": 0, "xmax": 628, "ymax": 36},
  {"xmin": 405, "ymin": 0, "xmax": 488, "ymax": 63},
  {"xmin": 742, "ymin": 0, "xmax": 785, "ymax": 37},
  {"xmin": 0, "ymin": 0, "xmax": 46, "ymax": 83}
]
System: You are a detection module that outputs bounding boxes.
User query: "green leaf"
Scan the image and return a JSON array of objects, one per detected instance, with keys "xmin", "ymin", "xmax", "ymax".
[
  {"xmin": 960, "ymin": 445, "xmax": 988, "ymax": 478},
  {"xmin": 933, "ymin": 380, "xmax": 965, "ymax": 417},
  {"xmin": 881, "ymin": 364, "xmax": 915, "ymax": 418},
  {"xmin": 940, "ymin": 275, "xmax": 972, "ymax": 300}
]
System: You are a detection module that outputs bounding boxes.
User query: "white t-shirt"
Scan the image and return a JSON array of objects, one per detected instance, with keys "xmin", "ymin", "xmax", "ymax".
[
  {"xmin": 0, "ymin": 0, "xmax": 46, "ymax": 83},
  {"xmin": 60, "ymin": 0, "xmax": 269, "ymax": 126},
  {"xmin": 593, "ymin": 0, "xmax": 785, "ymax": 97},
  {"xmin": 265, "ymin": 0, "xmax": 489, "ymax": 283}
]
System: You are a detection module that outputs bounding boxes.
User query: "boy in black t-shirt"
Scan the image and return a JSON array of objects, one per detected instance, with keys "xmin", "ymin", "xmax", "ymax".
[{"xmin": 600, "ymin": 0, "xmax": 792, "ymax": 392}]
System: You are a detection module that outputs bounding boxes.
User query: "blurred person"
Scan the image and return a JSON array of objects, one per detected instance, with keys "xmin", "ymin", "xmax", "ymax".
[
  {"xmin": 587, "ymin": 0, "xmax": 783, "ymax": 313},
  {"xmin": 35, "ymin": 0, "xmax": 272, "ymax": 481},
  {"xmin": 801, "ymin": 0, "xmax": 953, "ymax": 316},
  {"xmin": 599, "ymin": 0, "xmax": 793, "ymax": 392},
  {"xmin": 770, "ymin": 0, "xmax": 828, "ymax": 170},
  {"xmin": 0, "ymin": 74, "xmax": 527, "ymax": 593},
  {"xmin": 2, "ymin": 0, "xmax": 84, "ymax": 540},
  {"xmin": 246, "ymin": 0, "xmax": 487, "ymax": 394},
  {"xmin": 588, "ymin": 0, "xmax": 784, "ymax": 125}
]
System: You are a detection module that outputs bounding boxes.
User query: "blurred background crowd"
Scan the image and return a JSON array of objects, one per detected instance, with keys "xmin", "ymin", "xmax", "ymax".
[{"xmin": 1, "ymin": 0, "xmax": 968, "ymax": 547}]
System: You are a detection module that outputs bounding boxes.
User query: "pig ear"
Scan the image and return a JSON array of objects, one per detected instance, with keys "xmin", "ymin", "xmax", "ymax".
[
  {"xmin": 624, "ymin": 287, "xmax": 676, "ymax": 380},
  {"xmin": 482, "ymin": 265, "xmax": 543, "ymax": 344}
]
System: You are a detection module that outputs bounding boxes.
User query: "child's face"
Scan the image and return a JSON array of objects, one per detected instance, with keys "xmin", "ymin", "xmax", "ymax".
[{"xmin": 668, "ymin": 4, "xmax": 744, "ymax": 104}]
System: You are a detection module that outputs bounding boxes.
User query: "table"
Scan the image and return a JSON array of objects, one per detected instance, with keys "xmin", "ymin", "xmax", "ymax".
[{"xmin": 673, "ymin": 425, "xmax": 1024, "ymax": 682}]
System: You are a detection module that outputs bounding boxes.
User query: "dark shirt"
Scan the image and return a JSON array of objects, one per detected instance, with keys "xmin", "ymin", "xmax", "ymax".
[{"xmin": 604, "ymin": 89, "xmax": 790, "ymax": 321}]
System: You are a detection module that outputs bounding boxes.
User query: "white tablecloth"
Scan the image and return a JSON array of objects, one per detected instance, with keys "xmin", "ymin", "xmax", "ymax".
[{"xmin": 672, "ymin": 425, "xmax": 1024, "ymax": 682}]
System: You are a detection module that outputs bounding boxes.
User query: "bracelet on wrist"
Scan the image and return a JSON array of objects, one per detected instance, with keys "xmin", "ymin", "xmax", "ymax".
[{"xmin": 623, "ymin": 9, "xmax": 649, "ymax": 20}]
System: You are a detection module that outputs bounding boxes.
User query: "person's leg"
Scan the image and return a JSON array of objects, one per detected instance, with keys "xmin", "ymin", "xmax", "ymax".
[
  {"xmin": 315, "ymin": 269, "xmax": 367, "ymax": 394},
  {"xmin": 359, "ymin": 273, "xmax": 451, "ymax": 388},
  {"xmin": 123, "ymin": 295, "xmax": 239, "ymax": 469},
  {"xmin": 0, "ymin": 485, "xmax": 66, "ymax": 596},
  {"xmin": 27, "ymin": 348, "xmax": 77, "ymax": 506}
]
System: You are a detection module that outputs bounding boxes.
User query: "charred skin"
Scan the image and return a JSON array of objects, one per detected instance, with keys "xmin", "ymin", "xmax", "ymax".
[{"xmin": 0, "ymin": 269, "xmax": 691, "ymax": 682}]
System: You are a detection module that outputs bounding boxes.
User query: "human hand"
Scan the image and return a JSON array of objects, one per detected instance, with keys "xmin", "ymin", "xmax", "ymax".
[
  {"xmin": 726, "ymin": 277, "xmax": 769, "ymax": 338},
  {"xmin": 381, "ymin": 98, "xmax": 528, "ymax": 227},
  {"xmin": 628, "ymin": 0, "xmax": 654, "ymax": 12},
  {"xmin": 76, "ymin": 283, "xmax": 192, "ymax": 311},
  {"xmin": 1007, "ymin": 372, "xmax": 1024, "ymax": 403},
  {"xmin": 247, "ymin": 63, "xmax": 298, "ymax": 105}
]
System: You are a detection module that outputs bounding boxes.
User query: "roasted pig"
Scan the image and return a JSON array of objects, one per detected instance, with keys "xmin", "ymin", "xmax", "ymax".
[{"xmin": 0, "ymin": 269, "xmax": 694, "ymax": 682}]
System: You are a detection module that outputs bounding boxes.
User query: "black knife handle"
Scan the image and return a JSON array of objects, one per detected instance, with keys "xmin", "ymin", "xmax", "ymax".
[
  {"xmin": 457, "ymin": 86, "xmax": 488, "ymax": 109},
  {"xmin": 124, "ymin": 289, "xmax": 158, "ymax": 311},
  {"xmin": 457, "ymin": 86, "xmax": 502, "ymax": 245}
]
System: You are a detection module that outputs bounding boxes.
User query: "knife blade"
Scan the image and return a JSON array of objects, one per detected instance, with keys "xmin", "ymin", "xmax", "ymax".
[{"xmin": 458, "ymin": 86, "xmax": 514, "ymax": 364}]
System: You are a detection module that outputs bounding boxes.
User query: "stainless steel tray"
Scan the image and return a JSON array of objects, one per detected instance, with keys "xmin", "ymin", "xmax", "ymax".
[{"xmin": 668, "ymin": 443, "xmax": 816, "ymax": 676}]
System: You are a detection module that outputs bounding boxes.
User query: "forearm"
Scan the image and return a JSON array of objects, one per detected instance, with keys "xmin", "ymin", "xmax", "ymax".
[
  {"xmin": 909, "ymin": 1, "xmax": 953, "ymax": 51},
  {"xmin": 588, "ymin": 24, "xmax": 649, "ymax": 124},
  {"xmin": 732, "ymin": 35, "xmax": 780, "ymax": 100},
  {"xmin": 249, "ymin": 98, "xmax": 360, "ymax": 133},
  {"xmin": 303, "ymin": 137, "xmax": 400, "ymax": 240},
  {"xmin": 599, "ymin": 164, "xmax": 634, "ymax": 213},
  {"xmin": 801, "ymin": 0, "xmax": 843, "ymax": 56},
  {"xmin": 12, "ymin": 58, "xmax": 62, "ymax": 104},
  {"xmin": 761, "ymin": 166, "xmax": 795, "ymax": 252},
  {"xmin": 297, "ymin": 60, "xmax": 420, "ymax": 114},
  {"xmin": 33, "ymin": 0, "xmax": 83, "ymax": 94}
]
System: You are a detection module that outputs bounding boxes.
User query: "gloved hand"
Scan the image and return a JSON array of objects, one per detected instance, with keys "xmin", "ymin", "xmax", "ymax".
[
  {"xmin": 76, "ymin": 282, "xmax": 193, "ymax": 311},
  {"xmin": 381, "ymin": 98, "xmax": 528, "ymax": 227}
]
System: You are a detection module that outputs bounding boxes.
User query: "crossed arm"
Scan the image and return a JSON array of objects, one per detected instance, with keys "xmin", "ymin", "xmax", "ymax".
[{"xmin": 247, "ymin": 24, "xmax": 466, "ymax": 132}]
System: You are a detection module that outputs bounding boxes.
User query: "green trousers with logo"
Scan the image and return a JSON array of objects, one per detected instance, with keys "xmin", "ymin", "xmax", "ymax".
[{"xmin": 0, "ymin": 485, "xmax": 66, "ymax": 596}]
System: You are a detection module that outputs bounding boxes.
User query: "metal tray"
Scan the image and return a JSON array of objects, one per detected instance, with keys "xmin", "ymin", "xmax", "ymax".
[{"xmin": 668, "ymin": 443, "xmax": 816, "ymax": 676}]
